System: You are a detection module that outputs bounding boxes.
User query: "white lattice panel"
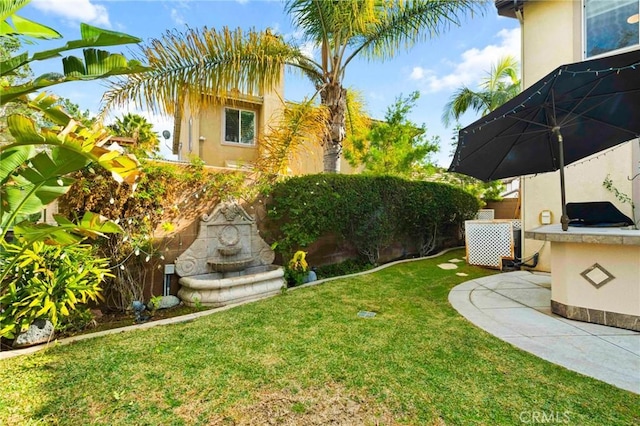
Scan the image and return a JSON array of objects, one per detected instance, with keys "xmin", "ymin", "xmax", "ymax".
[
  {"xmin": 511, "ymin": 220, "xmax": 522, "ymax": 230},
  {"xmin": 465, "ymin": 220, "xmax": 514, "ymax": 269},
  {"xmin": 476, "ymin": 209, "xmax": 495, "ymax": 220}
]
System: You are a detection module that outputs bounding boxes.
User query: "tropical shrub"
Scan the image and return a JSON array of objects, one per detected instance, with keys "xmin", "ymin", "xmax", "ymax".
[
  {"xmin": 59, "ymin": 160, "xmax": 246, "ymax": 310},
  {"xmin": 1, "ymin": 0, "xmax": 144, "ymax": 246},
  {"xmin": 0, "ymin": 241, "xmax": 110, "ymax": 339},
  {"xmin": 264, "ymin": 174, "xmax": 479, "ymax": 264}
]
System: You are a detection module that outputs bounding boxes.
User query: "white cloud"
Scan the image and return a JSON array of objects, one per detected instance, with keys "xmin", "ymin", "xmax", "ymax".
[
  {"xmin": 409, "ymin": 66, "xmax": 426, "ymax": 80},
  {"xmin": 299, "ymin": 41, "xmax": 317, "ymax": 60},
  {"xmin": 168, "ymin": 0, "xmax": 190, "ymax": 26},
  {"xmin": 170, "ymin": 9, "xmax": 186, "ymax": 26},
  {"xmin": 412, "ymin": 27, "xmax": 521, "ymax": 93},
  {"xmin": 31, "ymin": 0, "xmax": 111, "ymax": 27}
]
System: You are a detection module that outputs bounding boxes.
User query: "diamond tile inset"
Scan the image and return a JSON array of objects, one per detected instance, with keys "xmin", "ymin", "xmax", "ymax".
[{"xmin": 580, "ymin": 263, "xmax": 615, "ymax": 289}]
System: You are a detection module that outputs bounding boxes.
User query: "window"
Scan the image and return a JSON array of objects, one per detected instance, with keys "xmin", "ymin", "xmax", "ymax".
[
  {"xmin": 224, "ymin": 108, "xmax": 255, "ymax": 144},
  {"xmin": 585, "ymin": 0, "xmax": 639, "ymax": 58}
]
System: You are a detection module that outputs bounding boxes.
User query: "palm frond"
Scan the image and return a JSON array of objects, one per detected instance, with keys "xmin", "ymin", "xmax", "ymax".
[
  {"xmin": 484, "ymin": 54, "xmax": 520, "ymax": 92},
  {"xmin": 345, "ymin": 0, "xmax": 485, "ymax": 66},
  {"xmin": 252, "ymin": 99, "xmax": 329, "ymax": 179},
  {"xmin": 441, "ymin": 86, "xmax": 488, "ymax": 126},
  {"xmin": 286, "ymin": 0, "xmax": 379, "ymax": 79},
  {"xmin": 102, "ymin": 27, "xmax": 312, "ymax": 116}
]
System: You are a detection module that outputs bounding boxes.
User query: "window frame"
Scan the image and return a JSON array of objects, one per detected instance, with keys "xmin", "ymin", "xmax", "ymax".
[
  {"xmin": 223, "ymin": 107, "xmax": 257, "ymax": 146},
  {"xmin": 583, "ymin": 0, "xmax": 640, "ymax": 59}
]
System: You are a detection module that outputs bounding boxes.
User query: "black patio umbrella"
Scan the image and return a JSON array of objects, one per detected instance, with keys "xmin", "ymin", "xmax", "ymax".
[{"xmin": 449, "ymin": 49, "xmax": 640, "ymax": 231}]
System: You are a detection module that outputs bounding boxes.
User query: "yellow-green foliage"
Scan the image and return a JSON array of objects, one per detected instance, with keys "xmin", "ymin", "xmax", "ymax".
[
  {"xmin": 288, "ymin": 250, "xmax": 308, "ymax": 272},
  {"xmin": 0, "ymin": 241, "xmax": 110, "ymax": 338}
]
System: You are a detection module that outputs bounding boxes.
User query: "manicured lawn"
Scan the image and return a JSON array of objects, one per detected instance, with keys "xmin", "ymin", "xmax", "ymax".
[{"xmin": 0, "ymin": 249, "xmax": 638, "ymax": 425}]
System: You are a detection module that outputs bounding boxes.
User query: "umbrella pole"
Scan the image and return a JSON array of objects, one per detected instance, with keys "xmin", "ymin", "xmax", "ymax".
[{"xmin": 553, "ymin": 127, "xmax": 570, "ymax": 231}]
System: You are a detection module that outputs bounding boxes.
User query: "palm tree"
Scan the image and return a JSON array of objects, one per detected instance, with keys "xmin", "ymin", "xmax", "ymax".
[
  {"xmin": 108, "ymin": 113, "xmax": 160, "ymax": 158},
  {"xmin": 104, "ymin": 0, "xmax": 484, "ymax": 173},
  {"xmin": 441, "ymin": 55, "xmax": 520, "ymax": 127}
]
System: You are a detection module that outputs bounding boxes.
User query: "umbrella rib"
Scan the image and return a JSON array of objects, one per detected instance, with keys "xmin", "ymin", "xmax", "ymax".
[
  {"xmin": 458, "ymin": 107, "xmax": 542, "ymax": 162},
  {"xmin": 554, "ymin": 105, "xmax": 640, "ymax": 137},
  {"xmin": 556, "ymin": 78, "xmax": 602, "ymax": 126}
]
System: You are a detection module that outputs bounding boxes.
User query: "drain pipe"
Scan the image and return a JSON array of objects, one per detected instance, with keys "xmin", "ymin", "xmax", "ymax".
[{"xmin": 514, "ymin": 0, "xmax": 524, "ymax": 24}]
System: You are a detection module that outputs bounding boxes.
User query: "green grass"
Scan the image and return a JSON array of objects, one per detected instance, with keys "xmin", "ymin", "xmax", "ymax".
[{"xmin": 0, "ymin": 249, "xmax": 638, "ymax": 425}]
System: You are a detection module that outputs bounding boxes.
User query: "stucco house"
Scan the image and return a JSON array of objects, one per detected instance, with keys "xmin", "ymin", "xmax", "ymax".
[
  {"xmin": 496, "ymin": 0, "xmax": 640, "ymax": 272},
  {"xmin": 495, "ymin": 0, "xmax": 639, "ymax": 330},
  {"xmin": 171, "ymin": 74, "xmax": 359, "ymax": 175}
]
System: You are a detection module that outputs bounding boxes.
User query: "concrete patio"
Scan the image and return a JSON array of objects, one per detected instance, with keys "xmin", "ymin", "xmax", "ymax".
[{"xmin": 449, "ymin": 270, "xmax": 640, "ymax": 394}]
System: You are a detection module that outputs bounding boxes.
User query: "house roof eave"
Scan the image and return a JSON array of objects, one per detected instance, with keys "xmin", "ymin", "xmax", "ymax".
[{"xmin": 495, "ymin": 0, "xmax": 526, "ymax": 19}]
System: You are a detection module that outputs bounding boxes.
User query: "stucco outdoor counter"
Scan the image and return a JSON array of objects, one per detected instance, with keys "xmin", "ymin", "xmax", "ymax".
[{"xmin": 525, "ymin": 224, "xmax": 640, "ymax": 331}]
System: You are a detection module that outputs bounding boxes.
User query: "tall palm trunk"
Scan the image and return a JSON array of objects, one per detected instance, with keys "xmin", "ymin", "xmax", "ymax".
[{"xmin": 320, "ymin": 83, "xmax": 347, "ymax": 173}]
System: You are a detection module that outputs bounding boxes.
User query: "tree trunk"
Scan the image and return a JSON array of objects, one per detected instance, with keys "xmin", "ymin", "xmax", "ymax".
[{"xmin": 320, "ymin": 83, "xmax": 347, "ymax": 173}]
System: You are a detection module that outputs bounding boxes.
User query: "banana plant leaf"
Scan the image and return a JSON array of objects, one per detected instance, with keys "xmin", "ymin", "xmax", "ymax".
[
  {"xmin": 0, "ymin": 145, "xmax": 35, "ymax": 184},
  {"xmin": 2, "ymin": 23, "xmax": 143, "ymax": 76},
  {"xmin": 12, "ymin": 212, "xmax": 122, "ymax": 246},
  {"xmin": 1, "ymin": 50, "xmax": 149, "ymax": 104},
  {"xmin": 2, "ymin": 13, "xmax": 62, "ymax": 39},
  {"xmin": 1, "ymin": 0, "xmax": 60, "ymax": 40},
  {"xmin": 0, "ymin": 147, "xmax": 84, "ymax": 229},
  {"xmin": 2, "ymin": 114, "xmax": 142, "ymax": 186},
  {"xmin": 26, "ymin": 92, "xmax": 72, "ymax": 126}
]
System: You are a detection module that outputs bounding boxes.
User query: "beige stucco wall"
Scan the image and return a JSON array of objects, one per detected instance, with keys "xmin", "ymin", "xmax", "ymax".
[
  {"xmin": 518, "ymin": 0, "xmax": 638, "ymax": 271},
  {"xmin": 177, "ymin": 73, "xmax": 360, "ymax": 176},
  {"xmin": 287, "ymin": 144, "xmax": 362, "ymax": 175},
  {"xmin": 551, "ymin": 241, "xmax": 640, "ymax": 316}
]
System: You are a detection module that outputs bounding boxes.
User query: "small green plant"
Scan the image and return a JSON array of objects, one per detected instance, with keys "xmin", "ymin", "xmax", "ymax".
[
  {"xmin": 284, "ymin": 250, "xmax": 308, "ymax": 287},
  {"xmin": 148, "ymin": 295, "xmax": 163, "ymax": 312},
  {"xmin": 0, "ymin": 241, "xmax": 110, "ymax": 339},
  {"xmin": 192, "ymin": 296, "xmax": 204, "ymax": 310},
  {"xmin": 603, "ymin": 174, "xmax": 637, "ymax": 227}
]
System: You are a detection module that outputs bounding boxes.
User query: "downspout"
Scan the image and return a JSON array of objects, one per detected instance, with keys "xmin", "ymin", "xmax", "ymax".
[{"xmin": 514, "ymin": 0, "xmax": 524, "ymax": 24}]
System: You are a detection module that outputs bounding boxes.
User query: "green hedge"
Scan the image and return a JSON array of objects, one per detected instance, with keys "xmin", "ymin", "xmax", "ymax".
[{"xmin": 264, "ymin": 174, "xmax": 479, "ymax": 263}]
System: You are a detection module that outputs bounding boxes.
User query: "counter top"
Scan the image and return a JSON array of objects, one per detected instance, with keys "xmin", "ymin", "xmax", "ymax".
[{"xmin": 524, "ymin": 224, "xmax": 640, "ymax": 246}]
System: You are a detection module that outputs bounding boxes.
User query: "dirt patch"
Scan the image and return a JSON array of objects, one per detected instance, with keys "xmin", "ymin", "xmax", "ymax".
[
  {"xmin": 56, "ymin": 305, "xmax": 203, "ymax": 339},
  {"xmin": 212, "ymin": 384, "xmax": 399, "ymax": 425}
]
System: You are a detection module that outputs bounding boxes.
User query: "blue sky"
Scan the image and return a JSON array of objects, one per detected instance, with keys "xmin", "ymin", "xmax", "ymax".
[{"xmin": 20, "ymin": 0, "xmax": 521, "ymax": 166}]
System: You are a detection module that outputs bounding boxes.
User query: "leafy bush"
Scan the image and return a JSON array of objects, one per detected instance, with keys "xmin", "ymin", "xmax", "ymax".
[
  {"xmin": 264, "ymin": 174, "xmax": 478, "ymax": 263},
  {"xmin": 0, "ymin": 242, "xmax": 110, "ymax": 339}
]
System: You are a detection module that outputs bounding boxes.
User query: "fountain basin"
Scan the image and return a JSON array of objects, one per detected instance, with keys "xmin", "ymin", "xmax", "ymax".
[
  {"xmin": 207, "ymin": 258, "xmax": 254, "ymax": 272},
  {"xmin": 177, "ymin": 265, "xmax": 285, "ymax": 307}
]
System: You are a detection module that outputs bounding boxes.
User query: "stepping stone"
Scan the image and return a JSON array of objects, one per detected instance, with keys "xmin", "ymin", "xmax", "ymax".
[
  {"xmin": 438, "ymin": 263, "xmax": 458, "ymax": 270},
  {"xmin": 449, "ymin": 258, "xmax": 463, "ymax": 263},
  {"xmin": 456, "ymin": 272, "xmax": 469, "ymax": 277}
]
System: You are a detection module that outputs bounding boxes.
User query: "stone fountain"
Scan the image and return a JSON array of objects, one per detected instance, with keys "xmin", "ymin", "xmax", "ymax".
[{"xmin": 176, "ymin": 202, "xmax": 284, "ymax": 307}]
